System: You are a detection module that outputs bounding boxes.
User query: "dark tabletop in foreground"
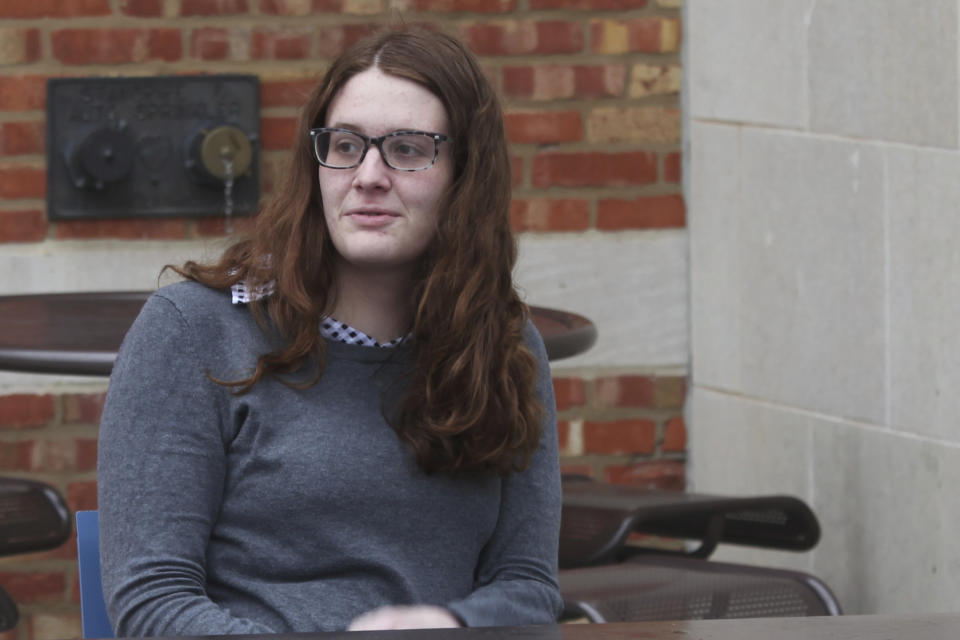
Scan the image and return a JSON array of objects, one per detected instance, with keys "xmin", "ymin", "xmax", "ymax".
[{"xmin": 110, "ymin": 613, "xmax": 960, "ymax": 640}]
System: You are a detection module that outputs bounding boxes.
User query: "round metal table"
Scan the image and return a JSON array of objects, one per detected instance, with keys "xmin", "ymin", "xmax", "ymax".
[{"xmin": 0, "ymin": 291, "xmax": 597, "ymax": 375}]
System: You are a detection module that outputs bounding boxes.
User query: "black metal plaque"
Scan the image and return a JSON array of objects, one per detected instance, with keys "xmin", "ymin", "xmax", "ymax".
[{"xmin": 46, "ymin": 75, "xmax": 260, "ymax": 221}]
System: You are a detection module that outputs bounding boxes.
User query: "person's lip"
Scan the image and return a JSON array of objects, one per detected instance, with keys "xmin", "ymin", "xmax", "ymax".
[
  {"xmin": 343, "ymin": 208, "xmax": 402, "ymax": 227},
  {"xmin": 344, "ymin": 208, "xmax": 402, "ymax": 218}
]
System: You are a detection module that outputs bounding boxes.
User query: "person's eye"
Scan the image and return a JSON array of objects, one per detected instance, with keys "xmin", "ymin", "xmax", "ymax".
[
  {"xmin": 390, "ymin": 138, "xmax": 430, "ymax": 158},
  {"xmin": 334, "ymin": 138, "xmax": 362, "ymax": 154}
]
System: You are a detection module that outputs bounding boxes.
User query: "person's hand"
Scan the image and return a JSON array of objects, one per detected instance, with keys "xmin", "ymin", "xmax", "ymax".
[{"xmin": 347, "ymin": 605, "xmax": 461, "ymax": 631}]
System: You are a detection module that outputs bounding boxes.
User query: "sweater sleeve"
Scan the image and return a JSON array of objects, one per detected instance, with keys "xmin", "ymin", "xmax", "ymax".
[
  {"xmin": 97, "ymin": 293, "xmax": 275, "ymax": 637},
  {"xmin": 445, "ymin": 322, "xmax": 564, "ymax": 626}
]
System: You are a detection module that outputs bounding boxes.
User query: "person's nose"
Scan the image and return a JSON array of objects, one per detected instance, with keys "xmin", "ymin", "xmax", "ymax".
[{"xmin": 352, "ymin": 144, "xmax": 391, "ymax": 190}]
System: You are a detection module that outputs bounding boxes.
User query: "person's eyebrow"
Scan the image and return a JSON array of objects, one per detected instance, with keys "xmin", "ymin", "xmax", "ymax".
[{"xmin": 328, "ymin": 122, "xmax": 365, "ymax": 132}]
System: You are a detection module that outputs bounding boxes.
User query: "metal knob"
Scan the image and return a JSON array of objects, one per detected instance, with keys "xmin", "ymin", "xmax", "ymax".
[{"xmin": 198, "ymin": 125, "xmax": 253, "ymax": 180}]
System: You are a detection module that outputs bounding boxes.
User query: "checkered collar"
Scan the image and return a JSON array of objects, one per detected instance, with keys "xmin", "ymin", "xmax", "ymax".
[{"xmin": 230, "ymin": 280, "xmax": 405, "ymax": 349}]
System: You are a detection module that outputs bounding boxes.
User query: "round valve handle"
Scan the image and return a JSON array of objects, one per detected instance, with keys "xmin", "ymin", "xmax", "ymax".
[{"xmin": 199, "ymin": 125, "xmax": 253, "ymax": 179}]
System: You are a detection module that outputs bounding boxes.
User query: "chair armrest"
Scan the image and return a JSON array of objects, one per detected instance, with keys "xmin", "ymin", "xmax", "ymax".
[
  {"xmin": 0, "ymin": 477, "xmax": 71, "ymax": 557},
  {"xmin": 559, "ymin": 478, "xmax": 821, "ymax": 569}
]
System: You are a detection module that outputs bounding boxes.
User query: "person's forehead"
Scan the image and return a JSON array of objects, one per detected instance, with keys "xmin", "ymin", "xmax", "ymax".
[{"xmin": 325, "ymin": 68, "xmax": 448, "ymax": 134}]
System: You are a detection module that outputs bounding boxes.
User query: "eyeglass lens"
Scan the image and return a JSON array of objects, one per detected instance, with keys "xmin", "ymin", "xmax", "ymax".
[{"xmin": 315, "ymin": 130, "xmax": 438, "ymax": 170}]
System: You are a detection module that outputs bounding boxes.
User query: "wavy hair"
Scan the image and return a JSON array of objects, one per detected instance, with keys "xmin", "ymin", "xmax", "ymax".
[{"xmin": 175, "ymin": 27, "xmax": 542, "ymax": 475}]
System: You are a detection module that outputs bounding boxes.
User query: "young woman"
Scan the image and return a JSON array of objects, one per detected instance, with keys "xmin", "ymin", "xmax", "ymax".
[{"xmin": 97, "ymin": 27, "xmax": 562, "ymax": 636}]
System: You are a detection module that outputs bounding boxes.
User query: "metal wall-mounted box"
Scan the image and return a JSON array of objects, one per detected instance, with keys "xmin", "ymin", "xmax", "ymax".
[{"xmin": 46, "ymin": 75, "xmax": 260, "ymax": 222}]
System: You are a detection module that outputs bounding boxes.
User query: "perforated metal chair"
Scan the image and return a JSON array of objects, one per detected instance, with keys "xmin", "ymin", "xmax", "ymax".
[
  {"xmin": 0, "ymin": 478, "xmax": 71, "ymax": 632},
  {"xmin": 558, "ymin": 477, "xmax": 842, "ymax": 622}
]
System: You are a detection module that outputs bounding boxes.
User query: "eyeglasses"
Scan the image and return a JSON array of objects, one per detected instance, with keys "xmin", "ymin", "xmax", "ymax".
[{"xmin": 309, "ymin": 127, "xmax": 451, "ymax": 172}]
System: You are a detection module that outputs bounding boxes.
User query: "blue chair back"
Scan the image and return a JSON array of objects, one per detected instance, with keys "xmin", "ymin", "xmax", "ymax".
[{"xmin": 75, "ymin": 511, "xmax": 114, "ymax": 638}]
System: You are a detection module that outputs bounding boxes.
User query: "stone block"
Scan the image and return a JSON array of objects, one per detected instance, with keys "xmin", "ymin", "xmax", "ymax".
[
  {"xmin": 808, "ymin": 0, "xmax": 959, "ymax": 147},
  {"xmin": 738, "ymin": 129, "xmax": 885, "ymax": 423},
  {"xmin": 687, "ymin": 0, "xmax": 814, "ymax": 127}
]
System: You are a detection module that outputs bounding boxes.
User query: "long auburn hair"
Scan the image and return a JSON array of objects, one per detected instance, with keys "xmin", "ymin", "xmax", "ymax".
[{"xmin": 175, "ymin": 27, "xmax": 543, "ymax": 475}]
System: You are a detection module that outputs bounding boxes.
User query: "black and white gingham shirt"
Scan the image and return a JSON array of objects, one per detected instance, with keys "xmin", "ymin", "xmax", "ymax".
[{"xmin": 231, "ymin": 281, "xmax": 405, "ymax": 349}]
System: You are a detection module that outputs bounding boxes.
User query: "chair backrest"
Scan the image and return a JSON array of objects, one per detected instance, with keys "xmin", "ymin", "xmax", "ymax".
[{"xmin": 75, "ymin": 511, "xmax": 114, "ymax": 639}]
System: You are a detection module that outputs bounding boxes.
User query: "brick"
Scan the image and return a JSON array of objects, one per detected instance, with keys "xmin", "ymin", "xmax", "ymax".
[
  {"xmin": 120, "ymin": 0, "xmax": 165, "ymax": 16},
  {"xmin": 260, "ymin": 77, "xmax": 317, "ymax": 108},
  {"xmin": 0, "ymin": 442, "xmax": 30, "ymax": 470},
  {"xmin": 261, "ymin": 116, "xmax": 298, "ymax": 150},
  {"xmin": 0, "ymin": 165, "xmax": 45, "ymax": 198},
  {"xmin": 54, "ymin": 218, "xmax": 189, "ymax": 240},
  {"xmin": 260, "ymin": 0, "xmax": 313, "ymax": 13},
  {"xmin": 63, "ymin": 392, "xmax": 107, "ymax": 424},
  {"xmin": 0, "ymin": 28, "xmax": 41, "ymax": 65},
  {"xmin": 0, "ymin": 572, "xmax": 66, "ymax": 604},
  {"xmin": 605, "ymin": 459, "xmax": 684, "ymax": 490},
  {"xmin": 67, "ymin": 481, "xmax": 99, "ymax": 513},
  {"xmin": 0, "ymin": 209, "xmax": 47, "ymax": 243},
  {"xmin": 52, "ymin": 29, "xmax": 183, "ymax": 64},
  {"xmin": 504, "ymin": 110, "xmax": 582, "ymax": 144},
  {"xmin": 594, "ymin": 375, "xmax": 654, "ymax": 408},
  {"xmin": 463, "ymin": 21, "xmax": 583, "ymax": 56},
  {"xmin": 630, "ymin": 63, "xmax": 682, "ymax": 97},
  {"xmin": 0, "ymin": 394, "xmax": 54, "ymax": 428},
  {"xmin": 191, "ymin": 28, "xmax": 234, "ymax": 61},
  {"xmin": 557, "ymin": 420, "xmax": 569, "ymax": 451},
  {"xmin": 662, "ymin": 415, "xmax": 686, "ymax": 453},
  {"xmin": 590, "ymin": 18, "xmax": 681, "ymax": 54},
  {"xmin": 510, "ymin": 198, "xmax": 589, "ymax": 232},
  {"xmin": 573, "ymin": 64, "xmax": 627, "ymax": 98},
  {"xmin": 501, "ymin": 67, "xmax": 535, "ymax": 97},
  {"xmin": 315, "ymin": 24, "xmax": 378, "ymax": 57},
  {"xmin": 0, "ymin": 76, "xmax": 46, "ymax": 111},
  {"xmin": 24, "ymin": 438, "xmax": 99, "ymax": 472},
  {"xmin": 71, "ymin": 573, "xmax": 81, "ymax": 604},
  {"xmin": 532, "ymin": 0, "xmax": 646, "ymax": 8},
  {"xmin": 583, "ymin": 419, "xmax": 656, "ymax": 454},
  {"xmin": 663, "ymin": 151, "xmax": 681, "ymax": 183},
  {"xmin": 77, "ymin": 439, "xmax": 99, "ymax": 470},
  {"xmin": 252, "ymin": 29, "xmax": 311, "ymax": 60},
  {"xmin": 502, "ymin": 64, "xmax": 625, "ymax": 100},
  {"xmin": 596, "ymin": 194, "xmax": 685, "ymax": 230},
  {"xmin": 657, "ymin": 0, "xmax": 682, "ymax": 7},
  {"xmin": 0, "ymin": 0, "xmax": 110, "ymax": 18},
  {"xmin": 0, "ymin": 121, "xmax": 45, "ymax": 156},
  {"xmin": 149, "ymin": 29, "xmax": 184, "ymax": 61},
  {"xmin": 411, "ymin": 0, "xmax": 516, "ymax": 10},
  {"xmin": 532, "ymin": 152, "xmax": 657, "ymax": 188},
  {"xmin": 594, "ymin": 374, "xmax": 685, "ymax": 409},
  {"xmin": 552, "ymin": 377, "xmax": 586, "ymax": 411},
  {"xmin": 588, "ymin": 106, "xmax": 681, "ymax": 144},
  {"xmin": 181, "ymin": 0, "xmax": 250, "ymax": 15},
  {"xmin": 655, "ymin": 376, "xmax": 686, "ymax": 408}
]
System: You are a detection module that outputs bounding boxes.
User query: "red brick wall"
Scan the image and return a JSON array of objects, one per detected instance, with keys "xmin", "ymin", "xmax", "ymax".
[{"xmin": 0, "ymin": 1, "xmax": 684, "ymax": 637}]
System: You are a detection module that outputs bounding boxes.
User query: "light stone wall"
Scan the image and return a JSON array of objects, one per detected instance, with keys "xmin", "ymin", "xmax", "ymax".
[{"xmin": 686, "ymin": 0, "xmax": 960, "ymax": 614}]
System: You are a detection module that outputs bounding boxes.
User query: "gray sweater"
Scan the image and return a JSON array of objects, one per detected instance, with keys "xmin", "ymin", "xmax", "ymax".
[{"xmin": 97, "ymin": 282, "xmax": 563, "ymax": 636}]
